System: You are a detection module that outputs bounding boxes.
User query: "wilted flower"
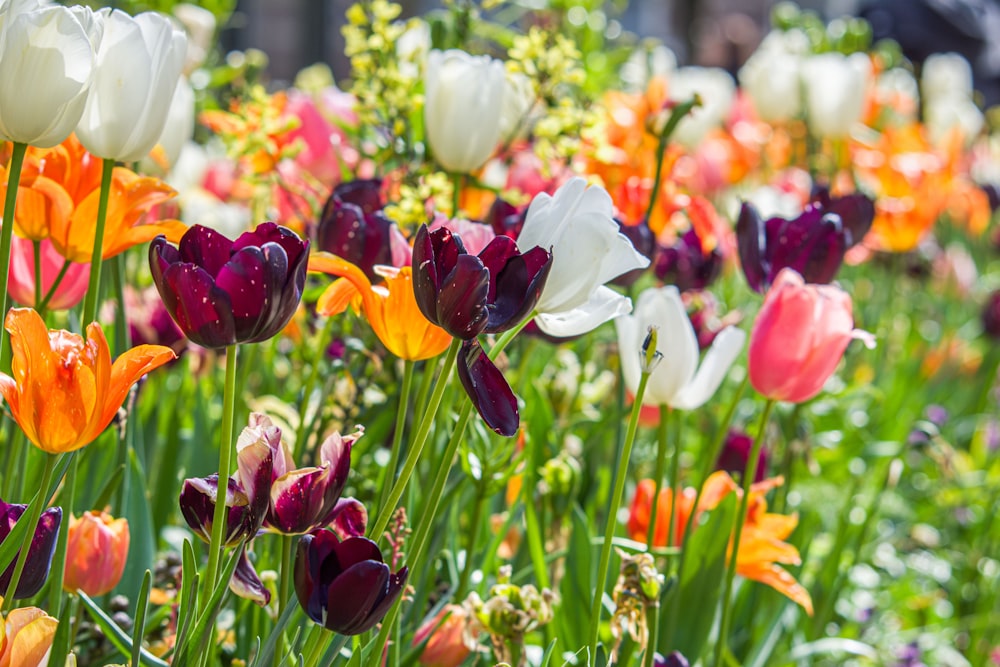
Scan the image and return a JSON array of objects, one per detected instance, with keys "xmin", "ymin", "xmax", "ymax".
[
  {"xmin": 0, "ymin": 498, "xmax": 61, "ymax": 600},
  {"xmin": 0, "ymin": 2, "xmax": 101, "ymax": 148},
  {"xmin": 610, "ymin": 551, "xmax": 663, "ymax": 660},
  {"xmin": 424, "ymin": 49, "xmax": 507, "ymax": 173},
  {"xmin": 64, "ymin": 510, "xmax": 130, "ymax": 596},
  {"xmin": 472, "ymin": 567, "xmax": 557, "ymax": 666},
  {"xmin": 518, "ymin": 178, "xmax": 649, "ymax": 337},
  {"xmin": 615, "ymin": 286, "xmax": 745, "ymax": 409},
  {"xmin": 748, "ymin": 269, "xmax": 873, "ymax": 403},
  {"xmin": 75, "ymin": 8, "xmax": 187, "ymax": 162},
  {"xmin": 0, "ymin": 308, "xmax": 175, "ymax": 454},
  {"xmin": 294, "ymin": 529, "xmax": 408, "ymax": 635},
  {"xmin": 316, "ymin": 179, "xmax": 395, "ymax": 281},
  {"xmin": 149, "ymin": 223, "xmax": 309, "ymax": 348}
]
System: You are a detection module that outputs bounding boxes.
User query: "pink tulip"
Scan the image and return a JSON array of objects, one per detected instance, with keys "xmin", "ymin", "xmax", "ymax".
[
  {"xmin": 748, "ymin": 268, "xmax": 873, "ymax": 403},
  {"xmin": 7, "ymin": 236, "xmax": 89, "ymax": 311}
]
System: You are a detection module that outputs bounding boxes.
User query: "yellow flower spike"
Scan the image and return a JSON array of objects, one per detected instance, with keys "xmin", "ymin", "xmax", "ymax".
[{"xmin": 309, "ymin": 253, "xmax": 452, "ymax": 362}]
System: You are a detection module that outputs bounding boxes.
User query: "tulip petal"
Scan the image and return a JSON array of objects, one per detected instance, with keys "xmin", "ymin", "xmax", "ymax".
[
  {"xmin": 230, "ymin": 547, "xmax": 271, "ymax": 607},
  {"xmin": 736, "ymin": 203, "xmax": 768, "ymax": 293},
  {"xmin": 457, "ymin": 339, "xmax": 519, "ymax": 437},
  {"xmin": 178, "ymin": 225, "xmax": 233, "ymax": 278},
  {"xmin": 672, "ymin": 326, "xmax": 747, "ymax": 410},
  {"xmin": 826, "ymin": 193, "xmax": 875, "ymax": 247},
  {"xmin": 765, "ymin": 209, "xmax": 846, "ymax": 287},
  {"xmin": 534, "ymin": 286, "xmax": 633, "ymax": 338},
  {"xmin": 96, "ymin": 343, "xmax": 176, "ymax": 441},
  {"xmin": 485, "ymin": 246, "xmax": 552, "ymax": 334},
  {"xmin": 323, "ymin": 560, "xmax": 390, "ymax": 634},
  {"xmin": 437, "ymin": 255, "xmax": 489, "ymax": 339},
  {"xmin": 215, "ymin": 245, "xmax": 282, "ymax": 341},
  {"xmin": 324, "ymin": 498, "xmax": 368, "ymax": 539},
  {"xmin": 161, "ymin": 262, "xmax": 236, "ymax": 348}
]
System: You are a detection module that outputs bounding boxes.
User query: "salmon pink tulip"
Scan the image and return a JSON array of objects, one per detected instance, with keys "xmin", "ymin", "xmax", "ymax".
[
  {"xmin": 748, "ymin": 269, "xmax": 872, "ymax": 403},
  {"xmin": 63, "ymin": 510, "xmax": 129, "ymax": 596},
  {"xmin": 7, "ymin": 236, "xmax": 89, "ymax": 311}
]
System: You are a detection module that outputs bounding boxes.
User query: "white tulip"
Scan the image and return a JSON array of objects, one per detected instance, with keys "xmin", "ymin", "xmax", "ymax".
[
  {"xmin": 396, "ymin": 19, "xmax": 430, "ymax": 79},
  {"xmin": 738, "ymin": 30, "xmax": 807, "ymax": 122},
  {"xmin": 922, "ymin": 52, "xmax": 974, "ymax": 102},
  {"xmin": 926, "ymin": 96, "xmax": 984, "ymax": 145},
  {"xmin": 76, "ymin": 9, "xmax": 187, "ymax": 163},
  {"xmin": 142, "ymin": 75, "xmax": 195, "ymax": 174},
  {"xmin": 498, "ymin": 71, "xmax": 535, "ymax": 144},
  {"xmin": 518, "ymin": 177, "xmax": 650, "ymax": 338},
  {"xmin": 0, "ymin": 2, "xmax": 102, "ymax": 148},
  {"xmin": 424, "ymin": 49, "xmax": 506, "ymax": 173},
  {"xmin": 800, "ymin": 52, "xmax": 871, "ymax": 138},
  {"xmin": 668, "ymin": 67, "xmax": 736, "ymax": 149},
  {"xmin": 615, "ymin": 286, "xmax": 745, "ymax": 409},
  {"xmin": 173, "ymin": 3, "xmax": 216, "ymax": 74}
]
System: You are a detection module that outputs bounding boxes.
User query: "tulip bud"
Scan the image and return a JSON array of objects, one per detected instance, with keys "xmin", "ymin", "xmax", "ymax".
[
  {"xmin": 316, "ymin": 179, "xmax": 394, "ymax": 281},
  {"xmin": 414, "ymin": 604, "xmax": 477, "ymax": 667},
  {"xmin": 64, "ymin": 511, "xmax": 129, "ymax": 596},
  {"xmin": 714, "ymin": 429, "xmax": 767, "ymax": 483},
  {"xmin": 982, "ymin": 290, "xmax": 1000, "ymax": 339},
  {"xmin": 800, "ymin": 52, "xmax": 871, "ymax": 138},
  {"xmin": 0, "ymin": 499, "xmax": 61, "ymax": 600}
]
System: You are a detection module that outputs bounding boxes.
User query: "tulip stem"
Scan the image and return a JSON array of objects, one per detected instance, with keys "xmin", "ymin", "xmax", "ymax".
[
  {"xmin": 642, "ymin": 97, "xmax": 700, "ymax": 226},
  {"xmin": 2, "ymin": 452, "xmax": 57, "ymax": 611},
  {"xmin": 587, "ymin": 369, "xmax": 652, "ymax": 663},
  {"xmin": 48, "ymin": 453, "xmax": 78, "ymax": 614},
  {"xmin": 0, "ymin": 141, "xmax": 27, "ymax": 371},
  {"xmin": 32, "ymin": 240, "xmax": 42, "ymax": 313},
  {"xmin": 274, "ymin": 534, "xmax": 294, "ymax": 667},
  {"xmin": 369, "ymin": 338, "xmax": 460, "ymax": 541},
  {"xmin": 646, "ymin": 405, "xmax": 671, "ymax": 548},
  {"xmin": 665, "ymin": 409, "xmax": 683, "ymax": 554},
  {"xmin": 36, "ymin": 259, "xmax": 72, "ymax": 316},
  {"xmin": 378, "ymin": 360, "xmax": 414, "ymax": 517},
  {"xmin": 712, "ymin": 398, "xmax": 775, "ymax": 667},
  {"xmin": 81, "ymin": 157, "xmax": 115, "ymax": 329},
  {"xmin": 202, "ymin": 344, "xmax": 239, "ymax": 612},
  {"xmin": 451, "ymin": 173, "xmax": 462, "ymax": 218}
]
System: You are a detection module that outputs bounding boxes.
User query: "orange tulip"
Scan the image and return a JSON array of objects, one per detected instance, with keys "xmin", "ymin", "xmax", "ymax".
[
  {"xmin": 309, "ymin": 253, "xmax": 452, "ymax": 362},
  {"xmin": 0, "ymin": 308, "xmax": 176, "ymax": 454},
  {"xmin": 1, "ymin": 135, "xmax": 186, "ymax": 261},
  {"xmin": 0, "ymin": 604, "xmax": 57, "ymax": 667},
  {"xmin": 64, "ymin": 511, "xmax": 130, "ymax": 596},
  {"xmin": 627, "ymin": 471, "xmax": 813, "ymax": 614}
]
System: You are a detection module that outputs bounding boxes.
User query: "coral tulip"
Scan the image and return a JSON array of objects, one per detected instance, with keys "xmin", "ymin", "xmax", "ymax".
[
  {"xmin": 0, "ymin": 308, "xmax": 176, "ymax": 454},
  {"xmin": 63, "ymin": 511, "xmax": 129, "ymax": 596},
  {"xmin": 414, "ymin": 604, "xmax": 478, "ymax": 667},
  {"xmin": 294, "ymin": 529, "xmax": 408, "ymax": 635},
  {"xmin": 748, "ymin": 269, "xmax": 872, "ymax": 403},
  {"xmin": 310, "ymin": 253, "xmax": 451, "ymax": 362}
]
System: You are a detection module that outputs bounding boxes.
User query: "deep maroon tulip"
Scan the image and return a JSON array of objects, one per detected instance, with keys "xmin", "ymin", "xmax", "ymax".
[
  {"xmin": 458, "ymin": 339, "xmax": 519, "ymax": 436},
  {"xmin": 613, "ymin": 218, "xmax": 657, "ymax": 287},
  {"xmin": 981, "ymin": 183, "xmax": 1000, "ymax": 212},
  {"xmin": 266, "ymin": 428, "xmax": 357, "ymax": 535},
  {"xmin": 180, "ymin": 420, "xmax": 275, "ymax": 546},
  {"xmin": 149, "ymin": 223, "xmax": 309, "ymax": 349},
  {"xmin": 325, "ymin": 497, "xmax": 368, "ymax": 539},
  {"xmin": 413, "ymin": 225, "xmax": 490, "ymax": 339},
  {"xmin": 737, "ymin": 202, "xmax": 848, "ymax": 293},
  {"xmin": 810, "ymin": 185, "xmax": 876, "ymax": 244},
  {"xmin": 0, "ymin": 500, "xmax": 61, "ymax": 599},
  {"xmin": 477, "ymin": 235, "xmax": 552, "ymax": 333},
  {"xmin": 654, "ymin": 651, "xmax": 690, "ymax": 667},
  {"xmin": 655, "ymin": 227, "xmax": 723, "ymax": 291},
  {"xmin": 316, "ymin": 179, "xmax": 394, "ymax": 280},
  {"xmin": 294, "ymin": 529, "xmax": 408, "ymax": 635},
  {"xmin": 484, "ymin": 197, "xmax": 525, "ymax": 239},
  {"xmin": 231, "ymin": 546, "xmax": 271, "ymax": 607},
  {"xmin": 714, "ymin": 429, "xmax": 767, "ymax": 483},
  {"xmin": 982, "ymin": 290, "xmax": 1000, "ymax": 339}
]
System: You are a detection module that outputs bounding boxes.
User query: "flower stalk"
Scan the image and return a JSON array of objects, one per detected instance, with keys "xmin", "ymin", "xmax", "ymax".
[
  {"xmin": 0, "ymin": 141, "xmax": 27, "ymax": 369},
  {"xmin": 81, "ymin": 157, "xmax": 115, "ymax": 328}
]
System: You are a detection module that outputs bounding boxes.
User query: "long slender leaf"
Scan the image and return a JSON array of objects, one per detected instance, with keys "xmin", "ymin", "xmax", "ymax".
[
  {"xmin": 78, "ymin": 591, "xmax": 171, "ymax": 667},
  {"xmin": 132, "ymin": 570, "xmax": 152, "ymax": 667}
]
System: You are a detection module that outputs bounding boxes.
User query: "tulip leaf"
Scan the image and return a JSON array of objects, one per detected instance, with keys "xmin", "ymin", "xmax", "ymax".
[
  {"xmin": 0, "ymin": 452, "xmax": 71, "ymax": 579},
  {"xmin": 91, "ymin": 463, "xmax": 125, "ymax": 512},
  {"xmin": 132, "ymin": 570, "xmax": 152, "ymax": 667},
  {"xmin": 78, "ymin": 591, "xmax": 171, "ymax": 667},
  {"xmin": 175, "ymin": 545, "xmax": 242, "ymax": 666},
  {"xmin": 251, "ymin": 598, "xmax": 301, "ymax": 666},
  {"xmin": 556, "ymin": 505, "xmax": 593, "ymax": 651},
  {"xmin": 172, "ymin": 538, "xmax": 200, "ymax": 658},
  {"xmin": 659, "ymin": 493, "xmax": 738, "ymax": 661},
  {"xmin": 120, "ymin": 448, "xmax": 156, "ymax": 601}
]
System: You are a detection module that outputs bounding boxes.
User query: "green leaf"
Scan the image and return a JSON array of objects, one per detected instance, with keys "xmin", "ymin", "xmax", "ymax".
[
  {"xmin": 119, "ymin": 449, "xmax": 156, "ymax": 600},
  {"xmin": 556, "ymin": 505, "xmax": 593, "ymax": 652},
  {"xmin": 78, "ymin": 591, "xmax": 171, "ymax": 667},
  {"xmin": 132, "ymin": 570, "xmax": 152, "ymax": 666}
]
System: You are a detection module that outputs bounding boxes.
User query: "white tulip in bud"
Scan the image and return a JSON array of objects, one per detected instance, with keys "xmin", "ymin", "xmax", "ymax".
[
  {"xmin": 0, "ymin": 1, "xmax": 102, "ymax": 148},
  {"xmin": 173, "ymin": 3, "xmax": 216, "ymax": 74},
  {"xmin": 424, "ymin": 49, "xmax": 506, "ymax": 173},
  {"xmin": 926, "ymin": 96, "xmax": 984, "ymax": 145},
  {"xmin": 922, "ymin": 52, "xmax": 974, "ymax": 102},
  {"xmin": 75, "ymin": 9, "xmax": 187, "ymax": 163},
  {"xmin": 738, "ymin": 29, "xmax": 808, "ymax": 122},
  {"xmin": 800, "ymin": 52, "xmax": 871, "ymax": 138},
  {"xmin": 668, "ymin": 67, "xmax": 736, "ymax": 148}
]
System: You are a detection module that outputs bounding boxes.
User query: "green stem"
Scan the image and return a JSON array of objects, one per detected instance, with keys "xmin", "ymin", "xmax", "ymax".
[
  {"xmin": 294, "ymin": 317, "xmax": 337, "ymax": 460},
  {"xmin": 451, "ymin": 173, "xmax": 463, "ymax": 217},
  {"xmin": 369, "ymin": 339, "xmax": 461, "ymax": 541},
  {"xmin": 642, "ymin": 97, "xmax": 700, "ymax": 225},
  {"xmin": 35, "ymin": 259, "xmax": 72, "ymax": 316},
  {"xmin": 0, "ymin": 142, "xmax": 28, "ymax": 371},
  {"xmin": 713, "ymin": 398, "xmax": 775, "ymax": 667},
  {"xmin": 644, "ymin": 605, "xmax": 660, "ymax": 667},
  {"xmin": 201, "ymin": 344, "xmax": 239, "ymax": 612},
  {"xmin": 413, "ymin": 357, "xmax": 437, "ymax": 421},
  {"xmin": 665, "ymin": 410, "xmax": 683, "ymax": 551},
  {"xmin": 48, "ymin": 454, "xmax": 78, "ymax": 613},
  {"xmin": 32, "ymin": 240, "xmax": 41, "ymax": 312},
  {"xmin": 80, "ymin": 158, "xmax": 115, "ymax": 328},
  {"xmin": 646, "ymin": 405, "xmax": 670, "ymax": 548},
  {"xmin": 111, "ymin": 255, "xmax": 130, "ymax": 355},
  {"xmin": 587, "ymin": 370, "xmax": 652, "ymax": 660},
  {"xmin": 456, "ymin": 481, "xmax": 486, "ymax": 599},
  {"xmin": 378, "ymin": 360, "xmax": 414, "ymax": 516},
  {"xmin": 2, "ymin": 452, "xmax": 57, "ymax": 611},
  {"xmin": 274, "ymin": 535, "xmax": 294, "ymax": 667}
]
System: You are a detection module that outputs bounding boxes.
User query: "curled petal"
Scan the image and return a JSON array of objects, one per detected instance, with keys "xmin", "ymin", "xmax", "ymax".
[
  {"xmin": 324, "ymin": 498, "xmax": 368, "ymax": 538},
  {"xmin": 457, "ymin": 339, "xmax": 519, "ymax": 437},
  {"xmin": 230, "ymin": 546, "xmax": 271, "ymax": 607}
]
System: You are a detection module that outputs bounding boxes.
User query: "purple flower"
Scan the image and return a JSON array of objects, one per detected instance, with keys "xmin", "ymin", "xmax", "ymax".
[
  {"xmin": 654, "ymin": 651, "xmax": 690, "ymax": 667},
  {"xmin": 715, "ymin": 429, "xmax": 767, "ymax": 483},
  {"xmin": 983, "ymin": 290, "xmax": 1000, "ymax": 339},
  {"xmin": 613, "ymin": 218, "xmax": 657, "ymax": 287},
  {"xmin": 179, "ymin": 417, "xmax": 275, "ymax": 546},
  {"xmin": 0, "ymin": 500, "xmax": 61, "ymax": 599},
  {"xmin": 736, "ymin": 191, "xmax": 874, "ymax": 292},
  {"xmin": 294, "ymin": 529, "xmax": 408, "ymax": 635},
  {"xmin": 655, "ymin": 227, "xmax": 723, "ymax": 292},
  {"xmin": 149, "ymin": 223, "xmax": 309, "ymax": 348},
  {"xmin": 458, "ymin": 339, "xmax": 519, "ymax": 437},
  {"xmin": 266, "ymin": 425, "xmax": 359, "ymax": 535},
  {"xmin": 477, "ymin": 235, "xmax": 552, "ymax": 333},
  {"xmin": 316, "ymin": 179, "xmax": 394, "ymax": 280},
  {"xmin": 484, "ymin": 197, "xmax": 525, "ymax": 239},
  {"xmin": 412, "ymin": 225, "xmax": 491, "ymax": 339}
]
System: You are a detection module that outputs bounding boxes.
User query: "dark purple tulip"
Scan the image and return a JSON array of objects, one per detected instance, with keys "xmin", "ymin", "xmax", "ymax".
[
  {"xmin": 981, "ymin": 183, "xmax": 1000, "ymax": 212},
  {"xmin": 266, "ymin": 429, "xmax": 356, "ymax": 535},
  {"xmin": 294, "ymin": 529, "xmax": 408, "ymax": 635},
  {"xmin": 983, "ymin": 290, "xmax": 1000, "ymax": 339},
  {"xmin": 325, "ymin": 497, "xmax": 368, "ymax": 539},
  {"xmin": 613, "ymin": 218, "xmax": 657, "ymax": 287},
  {"xmin": 180, "ymin": 424, "xmax": 274, "ymax": 546},
  {"xmin": 412, "ymin": 225, "xmax": 490, "ymax": 339},
  {"xmin": 477, "ymin": 235, "xmax": 552, "ymax": 333},
  {"xmin": 0, "ymin": 500, "xmax": 61, "ymax": 599},
  {"xmin": 484, "ymin": 197, "xmax": 525, "ymax": 239},
  {"xmin": 655, "ymin": 227, "xmax": 723, "ymax": 292},
  {"xmin": 316, "ymin": 179, "xmax": 394, "ymax": 280},
  {"xmin": 230, "ymin": 546, "xmax": 271, "ymax": 607},
  {"xmin": 458, "ymin": 339, "xmax": 519, "ymax": 436},
  {"xmin": 654, "ymin": 652, "xmax": 690, "ymax": 667},
  {"xmin": 149, "ymin": 223, "xmax": 309, "ymax": 348},
  {"xmin": 737, "ymin": 202, "xmax": 847, "ymax": 293},
  {"xmin": 810, "ymin": 184, "xmax": 876, "ymax": 245},
  {"xmin": 715, "ymin": 429, "xmax": 767, "ymax": 483}
]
